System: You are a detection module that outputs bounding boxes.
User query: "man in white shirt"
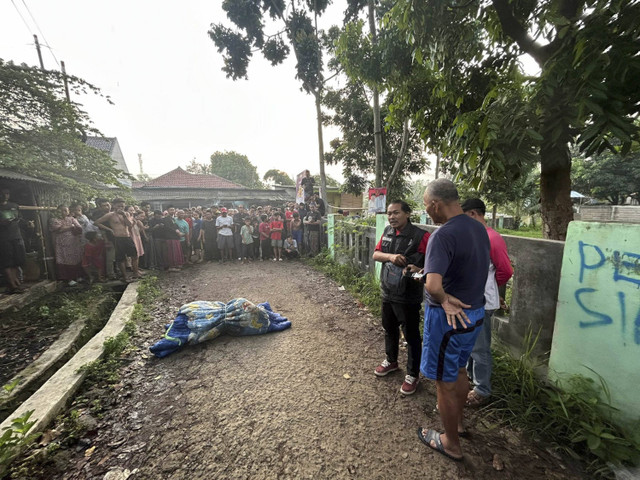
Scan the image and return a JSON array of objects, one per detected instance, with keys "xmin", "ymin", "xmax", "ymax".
[{"xmin": 216, "ymin": 208, "xmax": 234, "ymax": 263}]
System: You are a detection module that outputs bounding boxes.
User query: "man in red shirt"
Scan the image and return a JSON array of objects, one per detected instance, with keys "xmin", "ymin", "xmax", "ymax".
[
  {"xmin": 269, "ymin": 213, "xmax": 284, "ymax": 262},
  {"xmin": 461, "ymin": 198, "xmax": 513, "ymax": 406},
  {"xmin": 259, "ymin": 215, "xmax": 272, "ymax": 261},
  {"xmin": 372, "ymin": 200, "xmax": 430, "ymax": 395}
]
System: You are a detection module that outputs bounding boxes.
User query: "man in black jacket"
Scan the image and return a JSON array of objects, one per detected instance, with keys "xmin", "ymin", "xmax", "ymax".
[{"xmin": 372, "ymin": 200, "xmax": 430, "ymax": 395}]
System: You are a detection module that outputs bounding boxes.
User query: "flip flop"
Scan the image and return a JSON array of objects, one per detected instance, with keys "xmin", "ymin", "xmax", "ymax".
[{"xmin": 417, "ymin": 427, "xmax": 464, "ymax": 462}]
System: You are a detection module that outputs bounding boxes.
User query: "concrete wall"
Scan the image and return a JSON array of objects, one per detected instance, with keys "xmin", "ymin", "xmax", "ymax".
[{"xmin": 332, "ymin": 219, "xmax": 565, "ymax": 361}]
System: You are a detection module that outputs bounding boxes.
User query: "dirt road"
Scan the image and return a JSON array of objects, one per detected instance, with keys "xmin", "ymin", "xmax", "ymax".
[{"xmin": 45, "ymin": 261, "xmax": 580, "ymax": 479}]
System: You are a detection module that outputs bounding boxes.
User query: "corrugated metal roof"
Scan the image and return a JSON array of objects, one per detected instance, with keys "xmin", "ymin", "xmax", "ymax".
[{"xmin": 0, "ymin": 168, "xmax": 49, "ymax": 183}]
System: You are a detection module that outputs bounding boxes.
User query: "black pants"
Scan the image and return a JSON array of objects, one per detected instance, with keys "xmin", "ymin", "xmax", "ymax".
[{"xmin": 382, "ymin": 302, "xmax": 422, "ymax": 377}]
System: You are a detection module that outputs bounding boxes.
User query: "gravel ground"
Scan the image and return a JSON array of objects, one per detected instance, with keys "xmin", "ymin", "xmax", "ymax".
[{"xmin": 19, "ymin": 260, "xmax": 583, "ymax": 480}]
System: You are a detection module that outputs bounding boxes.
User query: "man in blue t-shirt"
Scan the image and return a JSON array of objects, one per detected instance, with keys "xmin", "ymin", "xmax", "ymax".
[{"xmin": 416, "ymin": 178, "xmax": 490, "ymax": 462}]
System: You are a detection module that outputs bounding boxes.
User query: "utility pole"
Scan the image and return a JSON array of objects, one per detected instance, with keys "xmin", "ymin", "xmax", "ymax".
[
  {"xmin": 60, "ymin": 61, "xmax": 71, "ymax": 102},
  {"xmin": 368, "ymin": 0, "xmax": 383, "ymax": 188},
  {"xmin": 33, "ymin": 34, "xmax": 44, "ymax": 69}
]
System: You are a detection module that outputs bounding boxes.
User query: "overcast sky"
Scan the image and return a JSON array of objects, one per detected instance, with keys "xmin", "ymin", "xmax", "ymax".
[{"xmin": 1, "ymin": 0, "xmax": 356, "ymax": 182}]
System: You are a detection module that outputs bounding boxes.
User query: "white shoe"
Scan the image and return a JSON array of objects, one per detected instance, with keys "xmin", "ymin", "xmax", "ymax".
[{"xmin": 278, "ymin": 258, "xmax": 283, "ymax": 261}]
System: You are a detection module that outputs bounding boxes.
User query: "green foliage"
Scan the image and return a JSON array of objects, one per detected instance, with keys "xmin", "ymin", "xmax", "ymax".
[
  {"xmin": 572, "ymin": 147, "xmax": 640, "ymax": 205},
  {"xmin": 2, "ymin": 379, "xmax": 20, "ymax": 394},
  {"xmin": 185, "ymin": 159, "xmax": 212, "ymax": 175},
  {"xmin": 383, "ymin": 0, "xmax": 640, "ymax": 238},
  {"xmin": 208, "ymin": 0, "xmax": 327, "ymax": 94},
  {"xmin": 0, "ymin": 59, "xmax": 129, "ymax": 198},
  {"xmin": 209, "ymin": 150, "xmax": 262, "ymax": 188},
  {"xmin": 489, "ymin": 334, "xmax": 640, "ymax": 477},
  {"xmin": 136, "ymin": 275, "xmax": 162, "ymax": 305},
  {"xmin": 496, "ymin": 225, "xmax": 543, "ymax": 239},
  {"xmin": 263, "ymin": 169, "xmax": 295, "ymax": 185},
  {"xmin": 323, "ymin": 81, "xmax": 427, "ymax": 199},
  {"xmin": 0, "ymin": 410, "xmax": 37, "ymax": 471},
  {"xmin": 78, "ymin": 320, "xmax": 136, "ymax": 386},
  {"xmin": 312, "ymin": 174, "xmax": 339, "ymax": 188}
]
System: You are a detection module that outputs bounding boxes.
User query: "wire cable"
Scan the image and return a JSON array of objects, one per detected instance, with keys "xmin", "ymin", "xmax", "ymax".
[
  {"xmin": 10, "ymin": 0, "xmax": 34, "ymax": 37},
  {"xmin": 21, "ymin": 0, "xmax": 60, "ymax": 66}
]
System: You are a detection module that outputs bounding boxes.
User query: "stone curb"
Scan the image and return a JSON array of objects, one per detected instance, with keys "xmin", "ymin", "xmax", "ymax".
[
  {"xmin": 0, "ymin": 282, "xmax": 139, "ymax": 436},
  {"xmin": 0, "ymin": 317, "xmax": 86, "ymax": 410}
]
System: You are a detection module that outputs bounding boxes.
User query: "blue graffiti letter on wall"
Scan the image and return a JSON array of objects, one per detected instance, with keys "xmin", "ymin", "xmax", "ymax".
[
  {"xmin": 613, "ymin": 251, "xmax": 640, "ymax": 287},
  {"xmin": 574, "ymin": 288, "xmax": 613, "ymax": 328},
  {"xmin": 578, "ymin": 241, "xmax": 606, "ymax": 283}
]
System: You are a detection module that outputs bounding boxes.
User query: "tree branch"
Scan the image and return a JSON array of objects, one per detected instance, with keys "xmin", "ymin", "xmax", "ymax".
[
  {"xmin": 491, "ymin": 0, "xmax": 550, "ymax": 65},
  {"xmin": 386, "ymin": 118, "xmax": 410, "ymax": 191}
]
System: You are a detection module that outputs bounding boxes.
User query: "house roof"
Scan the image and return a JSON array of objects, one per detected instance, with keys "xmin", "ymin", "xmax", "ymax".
[
  {"xmin": 136, "ymin": 167, "xmax": 244, "ymax": 189},
  {"xmin": 85, "ymin": 136, "xmax": 116, "ymax": 154},
  {"xmin": 0, "ymin": 168, "xmax": 49, "ymax": 183}
]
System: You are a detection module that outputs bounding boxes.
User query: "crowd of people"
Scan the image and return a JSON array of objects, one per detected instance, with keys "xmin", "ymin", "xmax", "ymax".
[{"xmin": 45, "ymin": 194, "xmax": 328, "ymax": 284}]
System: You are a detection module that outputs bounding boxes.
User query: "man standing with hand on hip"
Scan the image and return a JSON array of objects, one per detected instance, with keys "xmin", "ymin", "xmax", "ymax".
[
  {"xmin": 417, "ymin": 179, "xmax": 489, "ymax": 462},
  {"xmin": 461, "ymin": 198, "xmax": 513, "ymax": 407}
]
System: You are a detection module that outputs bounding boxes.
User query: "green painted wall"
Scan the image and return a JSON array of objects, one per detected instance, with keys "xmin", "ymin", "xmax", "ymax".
[{"xmin": 549, "ymin": 221, "xmax": 640, "ymax": 420}]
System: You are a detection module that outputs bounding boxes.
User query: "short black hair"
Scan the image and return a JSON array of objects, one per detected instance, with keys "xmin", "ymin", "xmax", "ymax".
[
  {"xmin": 140, "ymin": 201, "xmax": 150, "ymax": 208},
  {"xmin": 388, "ymin": 199, "xmax": 411, "ymax": 214},
  {"xmin": 85, "ymin": 231, "xmax": 98, "ymax": 242},
  {"xmin": 153, "ymin": 210, "xmax": 162, "ymax": 216},
  {"xmin": 461, "ymin": 198, "xmax": 486, "ymax": 216},
  {"xmin": 111, "ymin": 197, "xmax": 125, "ymax": 205}
]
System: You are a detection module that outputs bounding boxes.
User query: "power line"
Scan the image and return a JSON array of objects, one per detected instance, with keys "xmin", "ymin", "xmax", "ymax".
[
  {"xmin": 20, "ymin": 0, "xmax": 60, "ymax": 66},
  {"xmin": 10, "ymin": 0, "xmax": 34, "ymax": 37}
]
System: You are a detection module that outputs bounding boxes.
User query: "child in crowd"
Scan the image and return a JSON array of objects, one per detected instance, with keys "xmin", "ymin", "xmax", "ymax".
[
  {"xmin": 270, "ymin": 213, "xmax": 284, "ymax": 262},
  {"xmin": 251, "ymin": 216, "xmax": 261, "ymax": 260},
  {"xmin": 82, "ymin": 231, "xmax": 105, "ymax": 283},
  {"xmin": 240, "ymin": 216, "xmax": 254, "ymax": 264},
  {"xmin": 259, "ymin": 214, "xmax": 271, "ymax": 261},
  {"xmin": 283, "ymin": 234, "xmax": 299, "ymax": 259}
]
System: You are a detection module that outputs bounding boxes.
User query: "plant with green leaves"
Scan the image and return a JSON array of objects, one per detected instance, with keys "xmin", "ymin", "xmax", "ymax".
[
  {"xmin": 489, "ymin": 332, "xmax": 640, "ymax": 477},
  {"xmin": 572, "ymin": 145, "xmax": 640, "ymax": 205},
  {"xmin": 384, "ymin": 0, "xmax": 640, "ymax": 240},
  {"xmin": 208, "ymin": 0, "xmax": 334, "ymax": 201},
  {"xmin": 0, "ymin": 410, "xmax": 37, "ymax": 471},
  {"xmin": 263, "ymin": 169, "xmax": 295, "ymax": 186},
  {"xmin": 0, "ymin": 59, "xmax": 130, "ymax": 198}
]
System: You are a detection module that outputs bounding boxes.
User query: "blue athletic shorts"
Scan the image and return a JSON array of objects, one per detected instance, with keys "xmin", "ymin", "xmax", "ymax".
[{"xmin": 420, "ymin": 305, "xmax": 485, "ymax": 383}]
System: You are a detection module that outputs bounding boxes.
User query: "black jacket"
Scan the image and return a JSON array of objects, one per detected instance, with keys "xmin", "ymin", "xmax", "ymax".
[{"xmin": 378, "ymin": 222, "xmax": 428, "ymax": 304}]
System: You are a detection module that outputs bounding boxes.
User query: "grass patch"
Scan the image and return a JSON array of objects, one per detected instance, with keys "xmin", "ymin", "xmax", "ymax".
[
  {"xmin": 496, "ymin": 225, "xmax": 543, "ymax": 238},
  {"xmin": 488, "ymin": 333, "xmax": 640, "ymax": 478},
  {"xmin": 306, "ymin": 248, "xmax": 382, "ymax": 317}
]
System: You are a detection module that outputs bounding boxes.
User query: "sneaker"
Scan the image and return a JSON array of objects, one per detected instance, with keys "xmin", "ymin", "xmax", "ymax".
[
  {"xmin": 374, "ymin": 359, "xmax": 399, "ymax": 377},
  {"xmin": 278, "ymin": 258, "xmax": 283, "ymax": 261},
  {"xmin": 273, "ymin": 258, "xmax": 277, "ymax": 262},
  {"xmin": 400, "ymin": 375, "xmax": 418, "ymax": 395}
]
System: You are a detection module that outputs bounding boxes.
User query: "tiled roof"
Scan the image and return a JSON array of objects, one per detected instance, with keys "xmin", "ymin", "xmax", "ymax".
[
  {"xmin": 137, "ymin": 167, "xmax": 244, "ymax": 189},
  {"xmin": 85, "ymin": 136, "xmax": 116, "ymax": 154}
]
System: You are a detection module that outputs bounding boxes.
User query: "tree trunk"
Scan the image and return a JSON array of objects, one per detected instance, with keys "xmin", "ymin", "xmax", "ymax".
[
  {"xmin": 540, "ymin": 141, "xmax": 573, "ymax": 240},
  {"xmin": 385, "ymin": 118, "xmax": 410, "ymax": 193},
  {"xmin": 491, "ymin": 204, "xmax": 497, "ymax": 228},
  {"xmin": 314, "ymin": 92, "xmax": 328, "ymax": 204},
  {"xmin": 368, "ymin": 0, "xmax": 383, "ymax": 188}
]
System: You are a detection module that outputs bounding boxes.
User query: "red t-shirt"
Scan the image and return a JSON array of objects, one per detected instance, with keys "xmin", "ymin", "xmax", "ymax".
[
  {"xmin": 270, "ymin": 220, "xmax": 284, "ymax": 240},
  {"xmin": 259, "ymin": 222, "xmax": 271, "ymax": 240}
]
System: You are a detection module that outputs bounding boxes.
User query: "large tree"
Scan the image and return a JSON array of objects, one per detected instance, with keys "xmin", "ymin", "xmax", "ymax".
[
  {"xmin": 263, "ymin": 169, "xmax": 295, "ymax": 185},
  {"xmin": 572, "ymin": 148, "xmax": 640, "ymax": 205},
  {"xmin": 210, "ymin": 150, "xmax": 262, "ymax": 188},
  {"xmin": 208, "ymin": 0, "xmax": 332, "ymax": 201},
  {"xmin": 0, "ymin": 59, "xmax": 128, "ymax": 198},
  {"xmin": 387, "ymin": 0, "xmax": 640, "ymax": 239},
  {"xmin": 323, "ymin": 79, "xmax": 427, "ymax": 199}
]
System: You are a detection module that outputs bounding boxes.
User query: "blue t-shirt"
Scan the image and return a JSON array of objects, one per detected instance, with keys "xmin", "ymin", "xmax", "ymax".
[{"xmin": 423, "ymin": 214, "xmax": 490, "ymax": 309}]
